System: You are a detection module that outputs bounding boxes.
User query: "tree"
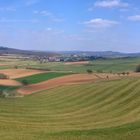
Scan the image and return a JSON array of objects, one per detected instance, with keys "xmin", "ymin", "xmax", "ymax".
[
  {"xmin": 87, "ymin": 69, "xmax": 93, "ymax": 74},
  {"xmin": 122, "ymin": 72, "xmax": 126, "ymax": 76},
  {"xmin": 21, "ymin": 79, "xmax": 29, "ymax": 86}
]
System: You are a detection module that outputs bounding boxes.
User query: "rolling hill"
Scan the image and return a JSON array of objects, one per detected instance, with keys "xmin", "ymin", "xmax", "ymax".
[
  {"xmin": 0, "ymin": 46, "xmax": 58, "ymax": 57},
  {"xmin": 0, "ymin": 77, "xmax": 139, "ymax": 140}
]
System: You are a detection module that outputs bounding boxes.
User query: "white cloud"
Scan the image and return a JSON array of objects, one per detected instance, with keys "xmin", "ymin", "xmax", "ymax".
[
  {"xmin": 83, "ymin": 18, "xmax": 119, "ymax": 28},
  {"xmin": 94, "ymin": 0, "xmax": 129, "ymax": 8},
  {"xmin": 46, "ymin": 27, "xmax": 52, "ymax": 31},
  {"xmin": 128, "ymin": 15, "xmax": 140, "ymax": 21}
]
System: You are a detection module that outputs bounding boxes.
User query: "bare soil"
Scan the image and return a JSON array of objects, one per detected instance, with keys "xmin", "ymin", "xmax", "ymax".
[
  {"xmin": 0, "ymin": 79, "xmax": 22, "ymax": 86},
  {"xmin": 0, "ymin": 69, "xmax": 44, "ymax": 79}
]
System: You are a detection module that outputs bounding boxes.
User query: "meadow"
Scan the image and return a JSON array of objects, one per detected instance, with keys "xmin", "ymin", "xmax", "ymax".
[
  {"xmin": 0, "ymin": 56, "xmax": 139, "ymax": 139},
  {"xmin": 0, "ymin": 77, "xmax": 139, "ymax": 140},
  {"xmin": 0, "ymin": 56, "xmax": 140, "ymax": 73},
  {"xmin": 19, "ymin": 57, "xmax": 140, "ymax": 73}
]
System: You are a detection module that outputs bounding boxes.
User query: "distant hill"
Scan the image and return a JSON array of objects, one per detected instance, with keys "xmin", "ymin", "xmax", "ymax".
[
  {"xmin": 59, "ymin": 51, "xmax": 140, "ymax": 58},
  {"xmin": 0, "ymin": 46, "xmax": 58, "ymax": 57},
  {"xmin": 0, "ymin": 46, "xmax": 140, "ymax": 58}
]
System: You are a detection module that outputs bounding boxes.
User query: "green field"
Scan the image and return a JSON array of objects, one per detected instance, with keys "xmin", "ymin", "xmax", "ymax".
[
  {"xmin": 21, "ymin": 57, "xmax": 140, "ymax": 73},
  {"xmin": 16, "ymin": 72, "xmax": 71, "ymax": 84},
  {"xmin": 0, "ymin": 77, "xmax": 139, "ymax": 140},
  {"xmin": 0, "ymin": 57, "xmax": 140, "ymax": 73}
]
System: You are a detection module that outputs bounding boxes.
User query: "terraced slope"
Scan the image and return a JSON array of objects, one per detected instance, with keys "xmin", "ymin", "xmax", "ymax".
[{"xmin": 0, "ymin": 78, "xmax": 140, "ymax": 140}]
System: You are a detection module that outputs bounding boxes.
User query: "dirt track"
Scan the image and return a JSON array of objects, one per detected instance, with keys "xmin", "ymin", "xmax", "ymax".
[{"xmin": 0, "ymin": 69, "xmax": 44, "ymax": 79}]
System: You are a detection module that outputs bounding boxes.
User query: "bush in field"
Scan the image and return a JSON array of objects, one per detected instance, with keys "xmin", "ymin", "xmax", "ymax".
[
  {"xmin": 135, "ymin": 65, "xmax": 140, "ymax": 72},
  {"xmin": 122, "ymin": 72, "xmax": 126, "ymax": 76},
  {"xmin": 0, "ymin": 73, "xmax": 9, "ymax": 79},
  {"xmin": 0, "ymin": 90, "xmax": 5, "ymax": 98},
  {"xmin": 21, "ymin": 79, "xmax": 29, "ymax": 86},
  {"xmin": 87, "ymin": 69, "xmax": 93, "ymax": 74}
]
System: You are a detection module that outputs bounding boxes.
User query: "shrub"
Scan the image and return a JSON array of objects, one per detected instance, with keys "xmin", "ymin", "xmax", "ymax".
[
  {"xmin": 106, "ymin": 75, "xmax": 109, "ymax": 79},
  {"xmin": 135, "ymin": 65, "xmax": 140, "ymax": 72},
  {"xmin": 0, "ymin": 90, "xmax": 6, "ymax": 98},
  {"xmin": 21, "ymin": 79, "xmax": 29, "ymax": 86},
  {"xmin": 122, "ymin": 72, "xmax": 126, "ymax": 76},
  {"xmin": 87, "ymin": 69, "xmax": 93, "ymax": 74}
]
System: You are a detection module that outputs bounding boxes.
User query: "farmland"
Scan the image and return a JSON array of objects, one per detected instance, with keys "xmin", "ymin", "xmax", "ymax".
[
  {"xmin": 0, "ymin": 56, "xmax": 140, "ymax": 73},
  {"xmin": 1, "ymin": 0, "xmax": 140, "ymax": 139},
  {"xmin": 0, "ymin": 78, "xmax": 139, "ymax": 140},
  {"xmin": 16, "ymin": 72, "xmax": 71, "ymax": 84},
  {"xmin": 26, "ymin": 57, "xmax": 140, "ymax": 73},
  {"xmin": 0, "ymin": 55, "xmax": 139, "ymax": 139}
]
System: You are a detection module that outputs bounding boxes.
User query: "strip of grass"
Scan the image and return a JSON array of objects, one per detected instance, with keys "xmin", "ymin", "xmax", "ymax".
[{"xmin": 15, "ymin": 72, "xmax": 72, "ymax": 84}]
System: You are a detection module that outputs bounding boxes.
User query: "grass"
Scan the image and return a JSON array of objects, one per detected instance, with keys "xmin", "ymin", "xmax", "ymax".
[
  {"xmin": 15, "ymin": 72, "xmax": 72, "ymax": 84},
  {"xmin": 0, "ymin": 57, "xmax": 140, "ymax": 73},
  {"xmin": 22, "ymin": 57, "xmax": 140, "ymax": 73},
  {"xmin": 0, "ymin": 77, "xmax": 139, "ymax": 139}
]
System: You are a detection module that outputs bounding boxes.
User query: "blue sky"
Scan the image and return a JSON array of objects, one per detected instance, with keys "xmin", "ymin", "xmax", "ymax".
[{"xmin": 0, "ymin": 0, "xmax": 140, "ymax": 52}]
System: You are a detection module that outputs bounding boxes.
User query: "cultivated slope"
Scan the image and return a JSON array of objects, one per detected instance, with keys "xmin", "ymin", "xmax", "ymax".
[{"xmin": 0, "ymin": 78, "xmax": 139, "ymax": 140}]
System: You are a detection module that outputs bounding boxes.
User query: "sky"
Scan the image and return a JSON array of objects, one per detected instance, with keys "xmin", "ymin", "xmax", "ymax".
[{"xmin": 0, "ymin": 0, "xmax": 140, "ymax": 52}]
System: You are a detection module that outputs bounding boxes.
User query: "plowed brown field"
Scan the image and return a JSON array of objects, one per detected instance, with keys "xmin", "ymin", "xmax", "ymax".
[
  {"xmin": 17, "ymin": 73, "xmax": 120, "ymax": 95},
  {"xmin": 0, "ymin": 69, "xmax": 44, "ymax": 79},
  {"xmin": 0, "ymin": 79, "xmax": 22, "ymax": 86}
]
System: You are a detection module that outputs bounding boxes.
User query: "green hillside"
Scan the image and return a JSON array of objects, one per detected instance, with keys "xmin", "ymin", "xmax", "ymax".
[{"xmin": 0, "ymin": 78, "xmax": 139, "ymax": 140}]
